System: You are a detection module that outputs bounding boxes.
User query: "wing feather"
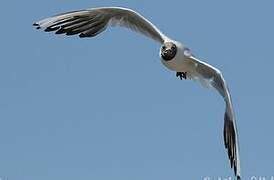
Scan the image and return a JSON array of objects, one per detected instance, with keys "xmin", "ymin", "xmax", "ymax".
[
  {"xmin": 187, "ymin": 56, "xmax": 241, "ymax": 180},
  {"xmin": 33, "ymin": 7, "xmax": 167, "ymax": 43}
]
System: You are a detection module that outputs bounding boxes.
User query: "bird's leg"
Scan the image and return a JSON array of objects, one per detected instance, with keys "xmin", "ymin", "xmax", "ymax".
[{"xmin": 176, "ymin": 72, "xmax": 187, "ymax": 80}]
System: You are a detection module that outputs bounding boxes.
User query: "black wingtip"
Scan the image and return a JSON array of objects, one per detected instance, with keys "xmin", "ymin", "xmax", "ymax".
[
  {"xmin": 79, "ymin": 33, "xmax": 87, "ymax": 38},
  {"xmin": 237, "ymin": 175, "xmax": 241, "ymax": 180},
  {"xmin": 234, "ymin": 162, "xmax": 237, "ymax": 176},
  {"xmin": 45, "ymin": 26, "xmax": 60, "ymax": 32},
  {"xmin": 33, "ymin": 23, "xmax": 41, "ymax": 29}
]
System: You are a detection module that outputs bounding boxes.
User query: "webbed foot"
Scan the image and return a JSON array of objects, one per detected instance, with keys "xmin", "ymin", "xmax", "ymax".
[{"xmin": 176, "ymin": 72, "xmax": 187, "ymax": 80}]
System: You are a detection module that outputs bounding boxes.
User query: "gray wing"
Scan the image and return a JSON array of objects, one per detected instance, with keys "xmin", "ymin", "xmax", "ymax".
[
  {"xmin": 187, "ymin": 56, "xmax": 241, "ymax": 180},
  {"xmin": 33, "ymin": 7, "xmax": 167, "ymax": 43}
]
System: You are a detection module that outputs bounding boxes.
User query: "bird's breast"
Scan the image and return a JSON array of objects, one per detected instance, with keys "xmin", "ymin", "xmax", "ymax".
[
  {"xmin": 160, "ymin": 40, "xmax": 195, "ymax": 73},
  {"xmin": 161, "ymin": 55, "xmax": 192, "ymax": 72}
]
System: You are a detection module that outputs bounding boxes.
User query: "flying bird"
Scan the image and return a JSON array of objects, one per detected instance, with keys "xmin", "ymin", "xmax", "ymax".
[{"xmin": 33, "ymin": 6, "xmax": 241, "ymax": 179}]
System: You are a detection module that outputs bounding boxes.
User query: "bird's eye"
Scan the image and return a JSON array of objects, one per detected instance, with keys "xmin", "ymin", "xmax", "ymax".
[{"xmin": 183, "ymin": 48, "xmax": 191, "ymax": 57}]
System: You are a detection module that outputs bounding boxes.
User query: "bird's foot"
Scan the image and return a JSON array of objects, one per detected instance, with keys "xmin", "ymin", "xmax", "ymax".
[{"xmin": 176, "ymin": 72, "xmax": 187, "ymax": 80}]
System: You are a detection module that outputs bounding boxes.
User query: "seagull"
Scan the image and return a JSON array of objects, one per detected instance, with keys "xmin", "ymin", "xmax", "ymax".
[{"xmin": 33, "ymin": 6, "xmax": 241, "ymax": 179}]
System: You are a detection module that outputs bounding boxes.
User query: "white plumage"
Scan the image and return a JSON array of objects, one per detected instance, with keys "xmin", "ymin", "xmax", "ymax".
[{"xmin": 34, "ymin": 6, "xmax": 241, "ymax": 180}]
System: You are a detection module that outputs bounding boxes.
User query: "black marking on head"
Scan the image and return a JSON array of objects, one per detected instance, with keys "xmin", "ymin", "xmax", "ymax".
[{"xmin": 161, "ymin": 42, "xmax": 177, "ymax": 61}]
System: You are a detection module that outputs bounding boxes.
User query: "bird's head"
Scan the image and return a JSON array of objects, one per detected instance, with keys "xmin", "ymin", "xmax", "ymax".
[
  {"xmin": 159, "ymin": 40, "xmax": 193, "ymax": 72},
  {"xmin": 160, "ymin": 42, "xmax": 177, "ymax": 61}
]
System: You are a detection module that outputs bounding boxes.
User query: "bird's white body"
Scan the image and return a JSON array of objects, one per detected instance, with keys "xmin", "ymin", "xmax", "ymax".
[
  {"xmin": 160, "ymin": 40, "xmax": 202, "ymax": 83},
  {"xmin": 160, "ymin": 41, "xmax": 189, "ymax": 72},
  {"xmin": 34, "ymin": 7, "xmax": 241, "ymax": 180}
]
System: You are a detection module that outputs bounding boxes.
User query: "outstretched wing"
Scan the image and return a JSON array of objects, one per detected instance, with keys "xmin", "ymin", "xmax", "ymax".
[
  {"xmin": 187, "ymin": 56, "xmax": 241, "ymax": 180},
  {"xmin": 33, "ymin": 7, "xmax": 167, "ymax": 43}
]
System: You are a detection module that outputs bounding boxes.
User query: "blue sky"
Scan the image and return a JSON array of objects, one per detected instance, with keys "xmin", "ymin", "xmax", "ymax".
[{"xmin": 0, "ymin": 0, "xmax": 273, "ymax": 180}]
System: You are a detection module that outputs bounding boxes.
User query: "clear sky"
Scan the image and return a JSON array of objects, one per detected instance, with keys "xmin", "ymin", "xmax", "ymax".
[{"xmin": 0, "ymin": 0, "xmax": 273, "ymax": 180}]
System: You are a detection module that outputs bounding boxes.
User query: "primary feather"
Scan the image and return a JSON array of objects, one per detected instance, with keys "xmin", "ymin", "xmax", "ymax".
[
  {"xmin": 33, "ymin": 7, "xmax": 167, "ymax": 43},
  {"xmin": 187, "ymin": 56, "xmax": 241, "ymax": 179}
]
